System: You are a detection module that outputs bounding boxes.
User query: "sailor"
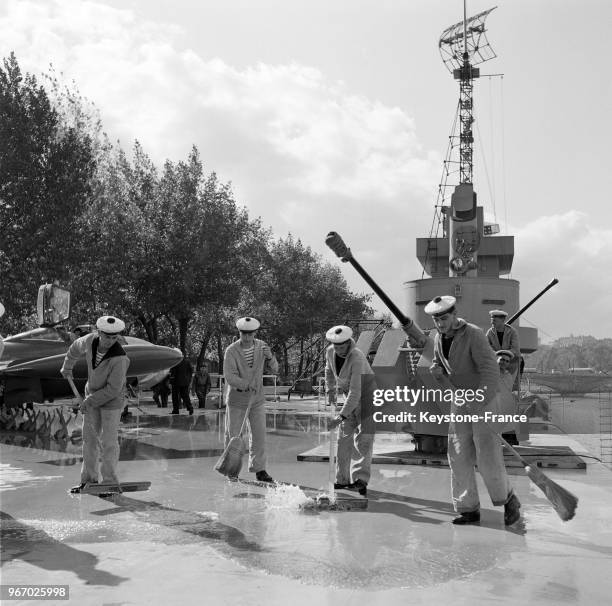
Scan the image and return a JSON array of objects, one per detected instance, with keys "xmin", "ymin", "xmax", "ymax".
[
  {"xmin": 486, "ymin": 310, "xmax": 520, "ymax": 372},
  {"xmin": 495, "ymin": 349, "xmax": 521, "ymax": 445},
  {"xmin": 426, "ymin": 296, "xmax": 521, "ymax": 525},
  {"xmin": 60, "ymin": 315, "xmax": 130, "ymax": 493},
  {"xmin": 223, "ymin": 317, "xmax": 278, "ymax": 483},
  {"xmin": 496, "ymin": 350, "xmax": 515, "ymax": 390},
  {"xmin": 325, "ymin": 325, "xmax": 376, "ymax": 496}
]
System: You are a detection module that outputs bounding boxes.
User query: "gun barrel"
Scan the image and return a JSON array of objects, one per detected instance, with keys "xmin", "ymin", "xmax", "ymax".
[
  {"xmin": 325, "ymin": 231, "xmax": 428, "ymax": 346},
  {"xmin": 507, "ymin": 278, "xmax": 559, "ymax": 325}
]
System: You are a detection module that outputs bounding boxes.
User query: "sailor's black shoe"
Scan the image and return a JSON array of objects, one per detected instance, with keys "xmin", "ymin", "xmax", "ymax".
[
  {"xmin": 334, "ymin": 483, "xmax": 351, "ymax": 489},
  {"xmin": 69, "ymin": 481, "xmax": 97, "ymax": 494},
  {"xmin": 452, "ymin": 510, "xmax": 481, "ymax": 525},
  {"xmin": 504, "ymin": 493, "xmax": 521, "ymax": 526},
  {"xmin": 502, "ymin": 432, "xmax": 519, "ymax": 445},
  {"xmin": 255, "ymin": 470, "xmax": 274, "ymax": 483},
  {"xmin": 352, "ymin": 479, "xmax": 368, "ymax": 496}
]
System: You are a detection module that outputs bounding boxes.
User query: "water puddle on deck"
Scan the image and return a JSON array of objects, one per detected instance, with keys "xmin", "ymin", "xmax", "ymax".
[{"xmin": 1, "ymin": 409, "xmax": 512, "ymax": 590}]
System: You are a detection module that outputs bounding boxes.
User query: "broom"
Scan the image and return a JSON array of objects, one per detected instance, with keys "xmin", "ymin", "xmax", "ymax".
[
  {"xmin": 323, "ymin": 233, "xmax": 577, "ymax": 519},
  {"xmin": 495, "ymin": 430, "xmax": 578, "ymax": 521},
  {"xmin": 214, "ymin": 394, "xmax": 253, "ymax": 478},
  {"xmin": 436, "ymin": 372, "xmax": 578, "ymax": 522},
  {"xmin": 328, "ymin": 399, "xmax": 338, "ymax": 499},
  {"xmin": 67, "ymin": 377, "xmax": 84, "ymax": 411}
]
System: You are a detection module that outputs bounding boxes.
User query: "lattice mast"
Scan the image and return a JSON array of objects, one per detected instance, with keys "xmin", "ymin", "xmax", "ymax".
[
  {"xmin": 439, "ymin": 4, "xmax": 497, "ymax": 184},
  {"xmin": 438, "ymin": 4, "xmax": 497, "ymax": 277}
]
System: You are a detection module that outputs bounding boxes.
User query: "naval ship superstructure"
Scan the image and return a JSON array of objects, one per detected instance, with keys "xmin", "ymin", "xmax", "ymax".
[{"xmin": 405, "ymin": 7, "xmax": 538, "ymax": 353}]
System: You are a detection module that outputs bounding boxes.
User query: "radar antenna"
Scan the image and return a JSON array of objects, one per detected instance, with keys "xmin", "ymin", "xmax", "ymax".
[{"xmin": 439, "ymin": 4, "xmax": 497, "ymax": 184}]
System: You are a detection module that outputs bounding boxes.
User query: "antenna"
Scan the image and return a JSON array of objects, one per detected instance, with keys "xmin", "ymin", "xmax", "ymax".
[{"xmin": 439, "ymin": 5, "xmax": 497, "ymax": 184}]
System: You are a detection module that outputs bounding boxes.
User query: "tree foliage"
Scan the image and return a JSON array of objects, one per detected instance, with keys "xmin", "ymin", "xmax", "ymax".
[
  {"xmin": 0, "ymin": 54, "xmax": 374, "ymax": 381},
  {"xmin": 0, "ymin": 53, "xmax": 97, "ymax": 328},
  {"xmin": 525, "ymin": 337, "xmax": 612, "ymax": 374}
]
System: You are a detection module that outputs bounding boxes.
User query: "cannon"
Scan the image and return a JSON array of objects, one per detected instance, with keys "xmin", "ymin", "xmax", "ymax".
[{"xmin": 325, "ymin": 231, "xmax": 558, "ymax": 454}]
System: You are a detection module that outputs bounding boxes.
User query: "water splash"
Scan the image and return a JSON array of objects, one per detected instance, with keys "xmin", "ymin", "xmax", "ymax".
[
  {"xmin": 264, "ymin": 483, "xmax": 313, "ymax": 510},
  {"xmin": 262, "ymin": 483, "xmax": 341, "ymax": 512}
]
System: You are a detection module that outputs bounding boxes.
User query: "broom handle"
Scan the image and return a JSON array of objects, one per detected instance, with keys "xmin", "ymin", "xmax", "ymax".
[
  {"xmin": 328, "ymin": 388, "xmax": 338, "ymax": 497},
  {"xmin": 492, "ymin": 426, "xmax": 530, "ymax": 467},
  {"xmin": 328, "ymin": 407, "xmax": 336, "ymax": 496},
  {"xmin": 67, "ymin": 376, "xmax": 82, "ymax": 401},
  {"xmin": 236, "ymin": 391, "xmax": 256, "ymax": 438},
  {"xmin": 438, "ymin": 374, "xmax": 530, "ymax": 467},
  {"xmin": 67, "ymin": 377, "xmax": 85, "ymax": 412}
]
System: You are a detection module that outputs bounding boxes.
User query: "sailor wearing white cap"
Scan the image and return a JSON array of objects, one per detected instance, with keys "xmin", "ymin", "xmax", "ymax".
[
  {"xmin": 60, "ymin": 315, "xmax": 130, "ymax": 493},
  {"xmin": 326, "ymin": 325, "xmax": 353, "ymax": 344},
  {"xmin": 235, "ymin": 316, "xmax": 260, "ymax": 332},
  {"xmin": 426, "ymin": 296, "xmax": 521, "ymax": 526},
  {"xmin": 424, "ymin": 295, "xmax": 457, "ymax": 317},
  {"xmin": 487, "ymin": 310, "xmax": 518, "ymax": 358},
  {"xmin": 486, "ymin": 309, "xmax": 520, "ymax": 364},
  {"xmin": 496, "ymin": 350, "xmax": 515, "ymax": 390},
  {"xmin": 223, "ymin": 317, "xmax": 278, "ymax": 482},
  {"xmin": 487, "ymin": 307, "xmax": 521, "ymax": 401},
  {"xmin": 325, "ymin": 325, "xmax": 376, "ymax": 496},
  {"xmin": 96, "ymin": 315, "xmax": 126, "ymax": 333}
]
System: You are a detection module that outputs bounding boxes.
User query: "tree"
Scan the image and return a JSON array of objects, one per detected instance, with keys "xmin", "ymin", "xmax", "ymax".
[
  {"xmin": 247, "ymin": 235, "xmax": 372, "ymax": 377},
  {"xmin": 0, "ymin": 53, "xmax": 97, "ymax": 328}
]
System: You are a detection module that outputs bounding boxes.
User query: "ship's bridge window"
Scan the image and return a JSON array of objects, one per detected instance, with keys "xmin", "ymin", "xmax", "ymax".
[{"xmin": 482, "ymin": 299, "xmax": 506, "ymax": 305}]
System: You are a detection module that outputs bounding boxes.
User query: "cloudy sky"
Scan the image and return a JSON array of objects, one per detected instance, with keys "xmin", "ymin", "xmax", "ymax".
[{"xmin": 2, "ymin": 0, "xmax": 611, "ymax": 341}]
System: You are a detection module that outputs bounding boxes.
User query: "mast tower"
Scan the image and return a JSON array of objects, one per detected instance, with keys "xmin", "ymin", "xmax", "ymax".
[{"xmin": 405, "ymin": 4, "xmax": 538, "ymax": 352}]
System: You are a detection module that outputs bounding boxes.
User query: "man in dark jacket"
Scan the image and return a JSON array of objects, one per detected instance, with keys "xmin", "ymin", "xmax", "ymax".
[
  {"xmin": 192, "ymin": 362, "xmax": 212, "ymax": 408},
  {"xmin": 170, "ymin": 353, "xmax": 194, "ymax": 415}
]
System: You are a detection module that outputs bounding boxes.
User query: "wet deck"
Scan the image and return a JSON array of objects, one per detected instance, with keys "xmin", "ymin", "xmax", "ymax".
[{"xmin": 1, "ymin": 399, "xmax": 611, "ymax": 605}]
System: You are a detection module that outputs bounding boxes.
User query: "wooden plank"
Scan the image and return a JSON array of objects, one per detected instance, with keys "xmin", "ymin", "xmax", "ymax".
[
  {"xmin": 78, "ymin": 481, "xmax": 151, "ymax": 495},
  {"xmin": 297, "ymin": 443, "xmax": 587, "ymax": 469}
]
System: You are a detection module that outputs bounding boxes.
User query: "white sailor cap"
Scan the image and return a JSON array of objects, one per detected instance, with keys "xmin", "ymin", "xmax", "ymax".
[
  {"xmin": 96, "ymin": 315, "xmax": 125, "ymax": 334},
  {"xmin": 326, "ymin": 325, "xmax": 353, "ymax": 344},
  {"xmin": 489, "ymin": 309, "xmax": 508, "ymax": 318},
  {"xmin": 496, "ymin": 349, "xmax": 515, "ymax": 360},
  {"xmin": 424, "ymin": 295, "xmax": 456, "ymax": 317},
  {"xmin": 236, "ymin": 316, "xmax": 260, "ymax": 332},
  {"xmin": 0, "ymin": 302, "xmax": 4, "ymax": 318}
]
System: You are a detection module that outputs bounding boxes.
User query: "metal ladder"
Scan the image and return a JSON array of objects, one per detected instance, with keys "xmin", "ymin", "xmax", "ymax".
[{"xmin": 599, "ymin": 391, "xmax": 612, "ymax": 469}]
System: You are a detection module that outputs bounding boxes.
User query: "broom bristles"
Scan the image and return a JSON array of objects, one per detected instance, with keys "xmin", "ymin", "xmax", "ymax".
[
  {"xmin": 214, "ymin": 436, "xmax": 246, "ymax": 477},
  {"xmin": 496, "ymin": 430, "xmax": 578, "ymax": 522},
  {"xmin": 525, "ymin": 465, "xmax": 578, "ymax": 522}
]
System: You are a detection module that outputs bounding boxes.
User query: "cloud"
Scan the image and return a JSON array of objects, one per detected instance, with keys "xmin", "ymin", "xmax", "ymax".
[
  {"xmin": 513, "ymin": 211, "xmax": 612, "ymax": 339},
  {"xmin": 1, "ymin": 0, "xmax": 440, "ymax": 314},
  {"xmin": 1, "ymin": 0, "xmax": 438, "ymax": 206},
  {"xmin": 4, "ymin": 1, "xmax": 609, "ymax": 339}
]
